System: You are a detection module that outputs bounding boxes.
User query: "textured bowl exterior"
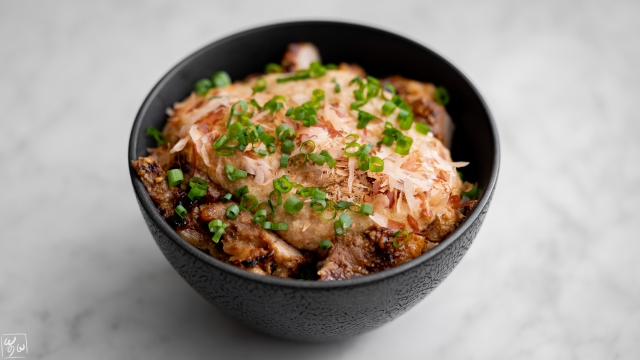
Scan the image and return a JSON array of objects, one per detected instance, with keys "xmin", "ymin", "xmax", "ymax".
[{"xmin": 129, "ymin": 21, "xmax": 499, "ymax": 342}]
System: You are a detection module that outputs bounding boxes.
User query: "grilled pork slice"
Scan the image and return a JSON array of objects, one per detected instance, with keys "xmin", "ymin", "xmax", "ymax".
[
  {"xmin": 281, "ymin": 42, "xmax": 321, "ymax": 72},
  {"xmin": 317, "ymin": 227, "xmax": 439, "ymax": 281},
  {"xmin": 131, "ymin": 157, "xmax": 177, "ymax": 218},
  {"xmin": 383, "ymin": 76, "xmax": 454, "ymax": 147},
  {"xmin": 199, "ymin": 202, "xmax": 307, "ymax": 278}
]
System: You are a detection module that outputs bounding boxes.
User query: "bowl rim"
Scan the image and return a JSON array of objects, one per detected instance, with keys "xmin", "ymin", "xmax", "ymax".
[{"xmin": 128, "ymin": 20, "xmax": 500, "ymax": 289}]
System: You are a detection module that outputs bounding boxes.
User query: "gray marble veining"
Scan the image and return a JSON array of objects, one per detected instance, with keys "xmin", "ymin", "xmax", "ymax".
[{"xmin": 1, "ymin": 0, "xmax": 638, "ymax": 358}]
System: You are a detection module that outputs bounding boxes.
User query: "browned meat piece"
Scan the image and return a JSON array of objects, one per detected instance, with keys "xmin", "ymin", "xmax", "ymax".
[
  {"xmin": 421, "ymin": 207, "xmax": 463, "ymax": 243},
  {"xmin": 131, "ymin": 157, "xmax": 176, "ymax": 218},
  {"xmin": 200, "ymin": 203, "xmax": 307, "ymax": 278},
  {"xmin": 338, "ymin": 63, "xmax": 366, "ymax": 78},
  {"xmin": 317, "ymin": 227, "xmax": 437, "ymax": 281},
  {"xmin": 281, "ymin": 43, "xmax": 321, "ymax": 72},
  {"xmin": 383, "ymin": 76, "xmax": 454, "ymax": 147}
]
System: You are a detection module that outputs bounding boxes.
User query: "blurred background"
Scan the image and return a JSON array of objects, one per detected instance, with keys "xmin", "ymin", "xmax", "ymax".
[{"xmin": 1, "ymin": 0, "xmax": 638, "ymax": 358}]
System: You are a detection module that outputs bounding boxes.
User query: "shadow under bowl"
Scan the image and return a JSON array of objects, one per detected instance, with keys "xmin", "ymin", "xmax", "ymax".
[{"xmin": 128, "ymin": 21, "xmax": 499, "ymax": 342}]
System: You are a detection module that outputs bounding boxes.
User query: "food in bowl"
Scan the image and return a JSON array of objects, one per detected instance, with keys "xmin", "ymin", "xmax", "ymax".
[{"xmin": 132, "ymin": 43, "xmax": 479, "ymax": 281}]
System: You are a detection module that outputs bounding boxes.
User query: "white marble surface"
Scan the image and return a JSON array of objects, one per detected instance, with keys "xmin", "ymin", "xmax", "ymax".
[{"xmin": 1, "ymin": 0, "xmax": 638, "ymax": 358}]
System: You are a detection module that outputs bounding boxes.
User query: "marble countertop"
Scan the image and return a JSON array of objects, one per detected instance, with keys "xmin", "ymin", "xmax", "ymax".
[{"xmin": 1, "ymin": 0, "xmax": 638, "ymax": 358}]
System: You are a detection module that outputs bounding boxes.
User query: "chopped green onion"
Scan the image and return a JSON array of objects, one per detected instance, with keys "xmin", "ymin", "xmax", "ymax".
[
  {"xmin": 360, "ymin": 203, "xmax": 374, "ymax": 215},
  {"xmin": 222, "ymin": 193, "xmax": 232, "ymax": 202},
  {"xmin": 369, "ymin": 156, "xmax": 384, "ymax": 172},
  {"xmin": 284, "ymin": 196, "xmax": 303, "ymax": 214},
  {"xmin": 334, "ymin": 212, "xmax": 352, "ymax": 235},
  {"xmin": 188, "ymin": 185, "xmax": 206, "ymax": 201},
  {"xmin": 293, "ymin": 153, "xmax": 307, "ymax": 166},
  {"xmin": 322, "ymin": 203, "xmax": 338, "ymax": 220},
  {"xmin": 382, "ymin": 101, "xmax": 397, "ymax": 115},
  {"xmin": 398, "ymin": 109, "xmax": 413, "ymax": 130},
  {"xmin": 265, "ymin": 63, "xmax": 282, "ymax": 74},
  {"xmin": 252, "ymin": 78, "xmax": 267, "ymax": 93},
  {"xmin": 358, "ymin": 153, "xmax": 369, "ymax": 171},
  {"xmin": 280, "ymin": 154, "xmax": 290, "ymax": 168},
  {"xmin": 334, "ymin": 83, "xmax": 341, "ymax": 93},
  {"xmin": 167, "ymin": 169, "xmax": 184, "ymax": 187},
  {"xmin": 461, "ymin": 184, "xmax": 478, "ymax": 199},
  {"xmin": 263, "ymin": 96, "xmax": 285, "ymax": 114},
  {"xmin": 320, "ymin": 150, "xmax": 337, "ymax": 168},
  {"xmin": 249, "ymin": 98, "xmax": 262, "ymax": 110},
  {"xmin": 357, "ymin": 111, "xmax": 377, "ymax": 129},
  {"xmin": 312, "ymin": 188, "xmax": 327, "ymax": 200},
  {"xmin": 240, "ymin": 195, "xmax": 258, "ymax": 210},
  {"xmin": 189, "ymin": 177, "xmax": 207, "ymax": 189},
  {"xmin": 212, "ymin": 224, "xmax": 227, "ymax": 243},
  {"xmin": 273, "ymin": 176, "xmax": 293, "ymax": 193},
  {"xmin": 269, "ymin": 190, "xmax": 283, "ymax": 207},
  {"xmin": 350, "ymin": 100, "xmax": 365, "ymax": 110},
  {"xmin": 415, "ymin": 122, "xmax": 431, "ymax": 135},
  {"xmin": 434, "ymin": 86, "xmax": 450, "ymax": 105},
  {"xmin": 225, "ymin": 164, "xmax": 247, "ymax": 182},
  {"xmin": 263, "ymin": 222, "xmax": 288, "ymax": 231},
  {"xmin": 336, "ymin": 200, "xmax": 351, "ymax": 210},
  {"xmin": 285, "ymin": 107, "xmax": 293, "ymax": 116},
  {"xmin": 175, "ymin": 204, "xmax": 187, "ymax": 218},
  {"xmin": 339, "ymin": 212, "xmax": 353, "ymax": 228},
  {"xmin": 309, "ymin": 153, "xmax": 326, "ymax": 166},
  {"xmin": 225, "ymin": 204, "xmax": 240, "ymax": 220},
  {"xmin": 326, "ymin": 63, "xmax": 338, "ymax": 70},
  {"xmin": 235, "ymin": 185, "xmax": 249, "ymax": 198},
  {"xmin": 395, "ymin": 136, "xmax": 413, "ymax": 156},
  {"xmin": 281, "ymin": 139, "xmax": 295, "ymax": 154},
  {"xmin": 311, "ymin": 198, "xmax": 327, "ymax": 211},
  {"xmin": 195, "ymin": 78, "xmax": 213, "ymax": 96},
  {"xmin": 319, "ymin": 239, "xmax": 332, "ymax": 250},
  {"xmin": 359, "ymin": 143, "xmax": 374, "ymax": 155},
  {"xmin": 312, "ymin": 89, "xmax": 325, "ymax": 102},
  {"xmin": 300, "ymin": 140, "xmax": 315, "ymax": 154},
  {"xmin": 257, "ymin": 201, "xmax": 274, "ymax": 216},
  {"xmin": 146, "ymin": 126, "xmax": 167, "ymax": 146},
  {"xmin": 253, "ymin": 209, "xmax": 267, "ymax": 224},
  {"xmin": 345, "ymin": 134, "xmax": 359, "ymax": 143},
  {"xmin": 212, "ymin": 71, "xmax": 231, "ymax": 88},
  {"xmin": 258, "ymin": 131, "xmax": 275, "ymax": 145},
  {"xmin": 208, "ymin": 219, "xmax": 224, "ymax": 232},
  {"xmin": 344, "ymin": 142, "xmax": 361, "ymax": 156},
  {"xmin": 393, "ymin": 230, "xmax": 409, "ymax": 248},
  {"xmin": 353, "ymin": 89, "xmax": 364, "ymax": 101}
]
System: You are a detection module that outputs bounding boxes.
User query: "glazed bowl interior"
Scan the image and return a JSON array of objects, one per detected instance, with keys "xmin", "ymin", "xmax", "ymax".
[{"xmin": 129, "ymin": 21, "xmax": 497, "ymax": 301}]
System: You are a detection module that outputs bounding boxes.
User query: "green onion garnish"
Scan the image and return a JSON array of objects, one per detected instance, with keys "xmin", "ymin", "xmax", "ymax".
[
  {"xmin": 461, "ymin": 184, "xmax": 478, "ymax": 199},
  {"xmin": 345, "ymin": 134, "xmax": 359, "ymax": 143},
  {"xmin": 393, "ymin": 230, "xmax": 409, "ymax": 248},
  {"xmin": 312, "ymin": 89, "xmax": 325, "ymax": 102},
  {"xmin": 281, "ymin": 139, "xmax": 295, "ymax": 154},
  {"xmin": 434, "ymin": 86, "xmax": 450, "ymax": 105},
  {"xmin": 322, "ymin": 203, "xmax": 338, "ymax": 220},
  {"xmin": 320, "ymin": 150, "xmax": 337, "ymax": 168},
  {"xmin": 284, "ymin": 196, "xmax": 303, "ymax": 214},
  {"xmin": 398, "ymin": 109, "xmax": 413, "ymax": 130},
  {"xmin": 194, "ymin": 78, "xmax": 213, "ymax": 96},
  {"xmin": 252, "ymin": 78, "xmax": 267, "ymax": 93},
  {"xmin": 382, "ymin": 101, "xmax": 397, "ymax": 115},
  {"xmin": 300, "ymin": 140, "xmax": 316, "ymax": 154},
  {"xmin": 415, "ymin": 122, "xmax": 430, "ymax": 135},
  {"xmin": 311, "ymin": 198, "xmax": 327, "ymax": 211},
  {"xmin": 360, "ymin": 203, "xmax": 374, "ymax": 215},
  {"xmin": 146, "ymin": 126, "xmax": 167, "ymax": 146},
  {"xmin": 280, "ymin": 154, "xmax": 290, "ymax": 168},
  {"xmin": 357, "ymin": 111, "xmax": 377, "ymax": 129},
  {"xmin": 334, "ymin": 83, "xmax": 341, "ymax": 93},
  {"xmin": 167, "ymin": 169, "xmax": 184, "ymax": 187},
  {"xmin": 273, "ymin": 176, "xmax": 293, "ymax": 193},
  {"xmin": 188, "ymin": 185, "xmax": 206, "ymax": 201},
  {"xmin": 319, "ymin": 239, "xmax": 332, "ymax": 250},
  {"xmin": 369, "ymin": 156, "xmax": 384, "ymax": 172},
  {"xmin": 334, "ymin": 212, "xmax": 352, "ymax": 235},
  {"xmin": 212, "ymin": 224, "xmax": 227, "ymax": 243},
  {"xmin": 344, "ymin": 142, "xmax": 361, "ymax": 157},
  {"xmin": 225, "ymin": 204, "xmax": 240, "ymax": 220},
  {"xmin": 208, "ymin": 219, "xmax": 224, "ymax": 232},
  {"xmin": 235, "ymin": 185, "xmax": 249, "ymax": 198},
  {"xmin": 395, "ymin": 136, "xmax": 413, "ymax": 156},
  {"xmin": 253, "ymin": 209, "xmax": 267, "ymax": 224},
  {"xmin": 240, "ymin": 195, "xmax": 258, "ymax": 210},
  {"xmin": 265, "ymin": 63, "xmax": 282, "ymax": 74},
  {"xmin": 263, "ymin": 221, "xmax": 288, "ymax": 231},
  {"xmin": 221, "ymin": 193, "xmax": 232, "ymax": 202},
  {"xmin": 358, "ymin": 153, "xmax": 369, "ymax": 171},
  {"xmin": 309, "ymin": 153, "xmax": 326, "ymax": 166},
  {"xmin": 269, "ymin": 190, "xmax": 283, "ymax": 207},
  {"xmin": 212, "ymin": 71, "xmax": 231, "ymax": 88},
  {"xmin": 175, "ymin": 204, "xmax": 187, "ymax": 218},
  {"xmin": 249, "ymin": 98, "xmax": 262, "ymax": 110},
  {"xmin": 336, "ymin": 200, "xmax": 351, "ymax": 210},
  {"xmin": 224, "ymin": 164, "xmax": 247, "ymax": 182},
  {"xmin": 293, "ymin": 153, "xmax": 307, "ymax": 166}
]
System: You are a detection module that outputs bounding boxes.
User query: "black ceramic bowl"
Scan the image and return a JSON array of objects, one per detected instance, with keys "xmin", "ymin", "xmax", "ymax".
[{"xmin": 128, "ymin": 21, "xmax": 499, "ymax": 342}]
